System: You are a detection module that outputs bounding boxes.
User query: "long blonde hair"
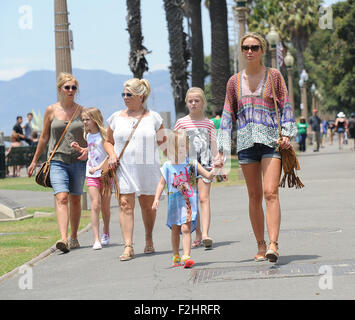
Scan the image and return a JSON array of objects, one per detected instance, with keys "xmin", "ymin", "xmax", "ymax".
[
  {"xmin": 82, "ymin": 107, "xmax": 107, "ymax": 141},
  {"xmin": 167, "ymin": 130, "xmax": 189, "ymax": 163},
  {"xmin": 124, "ymin": 78, "xmax": 151, "ymax": 107}
]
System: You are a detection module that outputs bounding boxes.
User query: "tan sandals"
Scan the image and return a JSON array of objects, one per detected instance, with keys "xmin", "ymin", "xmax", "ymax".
[
  {"xmin": 120, "ymin": 244, "xmax": 135, "ymax": 261},
  {"xmin": 254, "ymin": 240, "xmax": 267, "ymax": 262},
  {"xmin": 265, "ymin": 241, "xmax": 279, "ymax": 263}
]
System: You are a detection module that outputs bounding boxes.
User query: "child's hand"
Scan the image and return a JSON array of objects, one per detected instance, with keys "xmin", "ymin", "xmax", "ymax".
[
  {"xmin": 89, "ymin": 167, "xmax": 98, "ymax": 175},
  {"xmin": 70, "ymin": 141, "xmax": 82, "ymax": 152},
  {"xmin": 152, "ymin": 200, "xmax": 159, "ymax": 210}
]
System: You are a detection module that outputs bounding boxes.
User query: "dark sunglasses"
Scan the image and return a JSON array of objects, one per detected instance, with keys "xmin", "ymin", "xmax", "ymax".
[
  {"xmin": 242, "ymin": 45, "xmax": 261, "ymax": 52},
  {"xmin": 63, "ymin": 85, "xmax": 77, "ymax": 91},
  {"xmin": 121, "ymin": 92, "xmax": 133, "ymax": 98}
]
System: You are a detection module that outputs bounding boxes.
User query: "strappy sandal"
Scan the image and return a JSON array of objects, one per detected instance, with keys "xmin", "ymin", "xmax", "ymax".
[
  {"xmin": 266, "ymin": 241, "xmax": 279, "ymax": 263},
  {"xmin": 56, "ymin": 239, "xmax": 70, "ymax": 254},
  {"xmin": 191, "ymin": 240, "xmax": 202, "ymax": 248},
  {"xmin": 144, "ymin": 245, "xmax": 155, "ymax": 254},
  {"xmin": 254, "ymin": 240, "xmax": 267, "ymax": 262},
  {"xmin": 120, "ymin": 244, "xmax": 134, "ymax": 261}
]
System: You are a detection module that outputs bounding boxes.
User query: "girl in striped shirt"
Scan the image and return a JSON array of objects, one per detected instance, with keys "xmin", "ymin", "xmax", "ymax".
[{"xmin": 174, "ymin": 87, "xmax": 218, "ymax": 250}]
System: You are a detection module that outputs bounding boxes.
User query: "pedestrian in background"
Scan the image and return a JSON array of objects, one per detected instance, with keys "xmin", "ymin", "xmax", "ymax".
[
  {"xmin": 335, "ymin": 112, "xmax": 348, "ymax": 150},
  {"xmin": 297, "ymin": 116, "xmax": 308, "ymax": 152},
  {"xmin": 348, "ymin": 113, "xmax": 355, "ymax": 151},
  {"xmin": 309, "ymin": 109, "xmax": 322, "ymax": 152}
]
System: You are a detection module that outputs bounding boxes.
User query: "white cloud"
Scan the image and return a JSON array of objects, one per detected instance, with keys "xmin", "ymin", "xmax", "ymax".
[{"xmin": 0, "ymin": 68, "xmax": 28, "ymax": 81}]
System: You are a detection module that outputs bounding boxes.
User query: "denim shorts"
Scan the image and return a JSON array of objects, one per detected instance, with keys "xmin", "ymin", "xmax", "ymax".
[
  {"xmin": 50, "ymin": 160, "xmax": 86, "ymax": 195},
  {"xmin": 237, "ymin": 143, "xmax": 281, "ymax": 164}
]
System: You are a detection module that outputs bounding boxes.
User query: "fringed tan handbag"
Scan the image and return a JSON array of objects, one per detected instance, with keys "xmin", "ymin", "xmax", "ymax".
[
  {"xmin": 35, "ymin": 105, "xmax": 80, "ymax": 188},
  {"xmin": 269, "ymin": 71, "xmax": 304, "ymax": 189},
  {"xmin": 100, "ymin": 109, "xmax": 147, "ymax": 198}
]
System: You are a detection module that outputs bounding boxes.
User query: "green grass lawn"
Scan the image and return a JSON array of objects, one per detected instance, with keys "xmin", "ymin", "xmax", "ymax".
[{"xmin": 0, "ymin": 207, "xmax": 91, "ymax": 277}]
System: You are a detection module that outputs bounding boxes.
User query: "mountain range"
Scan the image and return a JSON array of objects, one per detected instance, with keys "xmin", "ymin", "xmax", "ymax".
[{"xmin": 0, "ymin": 68, "xmax": 177, "ymax": 136}]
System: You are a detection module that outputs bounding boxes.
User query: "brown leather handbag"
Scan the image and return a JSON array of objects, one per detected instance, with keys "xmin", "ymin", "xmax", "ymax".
[
  {"xmin": 101, "ymin": 109, "xmax": 147, "ymax": 198},
  {"xmin": 269, "ymin": 71, "xmax": 304, "ymax": 189},
  {"xmin": 35, "ymin": 105, "xmax": 80, "ymax": 187}
]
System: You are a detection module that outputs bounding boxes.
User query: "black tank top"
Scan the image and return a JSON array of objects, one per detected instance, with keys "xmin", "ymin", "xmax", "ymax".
[{"xmin": 337, "ymin": 121, "xmax": 345, "ymax": 129}]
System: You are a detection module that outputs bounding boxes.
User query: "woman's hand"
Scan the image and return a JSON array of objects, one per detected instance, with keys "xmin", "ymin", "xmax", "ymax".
[
  {"xmin": 278, "ymin": 136, "xmax": 291, "ymax": 150},
  {"xmin": 28, "ymin": 161, "xmax": 37, "ymax": 177},
  {"xmin": 152, "ymin": 199, "xmax": 159, "ymax": 211},
  {"xmin": 108, "ymin": 154, "xmax": 119, "ymax": 170}
]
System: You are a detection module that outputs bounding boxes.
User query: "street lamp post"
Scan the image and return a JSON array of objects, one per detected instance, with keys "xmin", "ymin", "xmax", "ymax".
[
  {"xmin": 284, "ymin": 51, "xmax": 295, "ymax": 111},
  {"xmin": 267, "ymin": 26, "xmax": 279, "ymax": 68},
  {"xmin": 311, "ymin": 83, "xmax": 316, "ymax": 114},
  {"xmin": 235, "ymin": 0, "xmax": 248, "ymax": 72},
  {"xmin": 299, "ymin": 69, "xmax": 309, "ymax": 119}
]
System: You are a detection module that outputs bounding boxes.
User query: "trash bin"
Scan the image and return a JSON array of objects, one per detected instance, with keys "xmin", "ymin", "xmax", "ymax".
[{"xmin": 0, "ymin": 145, "xmax": 5, "ymax": 179}]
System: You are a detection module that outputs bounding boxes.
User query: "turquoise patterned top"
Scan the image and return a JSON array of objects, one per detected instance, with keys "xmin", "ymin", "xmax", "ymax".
[{"xmin": 160, "ymin": 158, "xmax": 198, "ymax": 232}]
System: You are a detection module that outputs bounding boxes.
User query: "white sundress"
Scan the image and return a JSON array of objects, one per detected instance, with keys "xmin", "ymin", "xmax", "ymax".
[{"xmin": 107, "ymin": 110, "xmax": 163, "ymax": 196}]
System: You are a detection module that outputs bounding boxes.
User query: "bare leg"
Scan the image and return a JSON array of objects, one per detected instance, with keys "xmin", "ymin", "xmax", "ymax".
[
  {"xmin": 181, "ymin": 222, "xmax": 192, "ymax": 257},
  {"xmin": 69, "ymin": 194, "xmax": 82, "ymax": 239},
  {"xmin": 55, "ymin": 192, "xmax": 70, "ymax": 241},
  {"xmin": 197, "ymin": 178, "xmax": 212, "ymax": 241},
  {"xmin": 138, "ymin": 195, "xmax": 156, "ymax": 250},
  {"xmin": 241, "ymin": 163, "xmax": 265, "ymax": 243},
  {"xmin": 171, "ymin": 225, "xmax": 181, "ymax": 256},
  {"xmin": 119, "ymin": 193, "xmax": 135, "ymax": 255},
  {"xmin": 88, "ymin": 186, "xmax": 101, "ymax": 243},
  {"xmin": 261, "ymin": 158, "xmax": 282, "ymax": 251}
]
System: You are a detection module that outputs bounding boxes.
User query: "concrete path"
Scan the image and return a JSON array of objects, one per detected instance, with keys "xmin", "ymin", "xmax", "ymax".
[{"xmin": 0, "ymin": 142, "xmax": 354, "ymax": 300}]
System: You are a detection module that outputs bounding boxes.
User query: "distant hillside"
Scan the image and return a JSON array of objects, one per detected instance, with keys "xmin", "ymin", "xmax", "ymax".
[{"xmin": 0, "ymin": 68, "xmax": 176, "ymax": 135}]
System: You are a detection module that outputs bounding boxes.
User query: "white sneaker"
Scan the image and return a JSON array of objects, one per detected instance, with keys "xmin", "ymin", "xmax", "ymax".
[
  {"xmin": 93, "ymin": 241, "xmax": 102, "ymax": 250},
  {"xmin": 101, "ymin": 233, "xmax": 110, "ymax": 246}
]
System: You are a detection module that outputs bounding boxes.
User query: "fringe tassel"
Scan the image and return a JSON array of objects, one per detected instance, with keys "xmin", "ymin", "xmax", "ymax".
[
  {"xmin": 279, "ymin": 171, "xmax": 304, "ymax": 189},
  {"xmin": 101, "ymin": 169, "xmax": 120, "ymax": 199}
]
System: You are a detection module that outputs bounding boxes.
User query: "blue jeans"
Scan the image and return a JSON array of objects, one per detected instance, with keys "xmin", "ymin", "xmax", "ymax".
[
  {"xmin": 237, "ymin": 143, "xmax": 281, "ymax": 164},
  {"xmin": 50, "ymin": 160, "xmax": 86, "ymax": 195}
]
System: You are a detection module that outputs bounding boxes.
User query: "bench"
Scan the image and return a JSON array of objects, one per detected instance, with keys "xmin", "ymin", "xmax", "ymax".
[{"xmin": 6, "ymin": 146, "xmax": 47, "ymax": 168}]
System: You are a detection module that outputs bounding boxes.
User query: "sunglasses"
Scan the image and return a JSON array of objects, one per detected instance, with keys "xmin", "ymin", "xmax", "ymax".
[
  {"xmin": 63, "ymin": 85, "xmax": 77, "ymax": 91},
  {"xmin": 121, "ymin": 92, "xmax": 133, "ymax": 98},
  {"xmin": 242, "ymin": 45, "xmax": 261, "ymax": 52}
]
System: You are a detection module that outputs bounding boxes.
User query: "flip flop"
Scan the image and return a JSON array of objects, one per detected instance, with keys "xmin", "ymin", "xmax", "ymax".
[{"xmin": 202, "ymin": 238, "xmax": 213, "ymax": 250}]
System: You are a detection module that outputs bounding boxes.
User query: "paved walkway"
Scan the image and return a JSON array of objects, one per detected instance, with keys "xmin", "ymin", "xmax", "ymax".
[{"xmin": 0, "ymin": 142, "xmax": 354, "ymax": 300}]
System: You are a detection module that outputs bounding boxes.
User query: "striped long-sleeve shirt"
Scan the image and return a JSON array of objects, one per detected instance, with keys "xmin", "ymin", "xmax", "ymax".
[
  {"xmin": 218, "ymin": 67, "xmax": 297, "ymax": 154},
  {"xmin": 174, "ymin": 116, "xmax": 217, "ymax": 168}
]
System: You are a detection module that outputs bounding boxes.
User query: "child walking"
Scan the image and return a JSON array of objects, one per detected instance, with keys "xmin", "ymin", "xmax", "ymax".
[
  {"xmin": 72, "ymin": 107, "xmax": 111, "ymax": 250},
  {"xmin": 152, "ymin": 130, "xmax": 216, "ymax": 268},
  {"xmin": 174, "ymin": 87, "xmax": 222, "ymax": 250}
]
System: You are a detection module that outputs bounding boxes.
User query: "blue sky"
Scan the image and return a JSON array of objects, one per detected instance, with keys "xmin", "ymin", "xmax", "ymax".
[{"xmin": 0, "ymin": 0, "xmax": 341, "ymax": 81}]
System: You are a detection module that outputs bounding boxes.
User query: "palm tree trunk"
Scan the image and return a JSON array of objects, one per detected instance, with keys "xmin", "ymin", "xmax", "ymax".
[
  {"xmin": 185, "ymin": 0, "xmax": 205, "ymax": 90},
  {"xmin": 164, "ymin": 0, "xmax": 191, "ymax": 117},
  {"xmin": 209, "ymin": 0, "xmax": 230, "ymax": 113},
  {"xmin": 126, "ymin": 0, "xmax": 149, "ymax": 79}
]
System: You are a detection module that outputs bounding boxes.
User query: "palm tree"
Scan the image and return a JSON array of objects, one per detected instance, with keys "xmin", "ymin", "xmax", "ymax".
[
  {"xmin": 208, "ymin": 0, "xmax": 230, "ymax": 114},
  {"xmin": 126, "ymin": 0, "xmax": 149, "ymax": 79},
  {"xmin": 184, "ymin": 0, "xmax": 205, "ymax": 90},
  {"xmin": 164, "ymin": 0, "xmax": 191, "ymax": 117}
]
